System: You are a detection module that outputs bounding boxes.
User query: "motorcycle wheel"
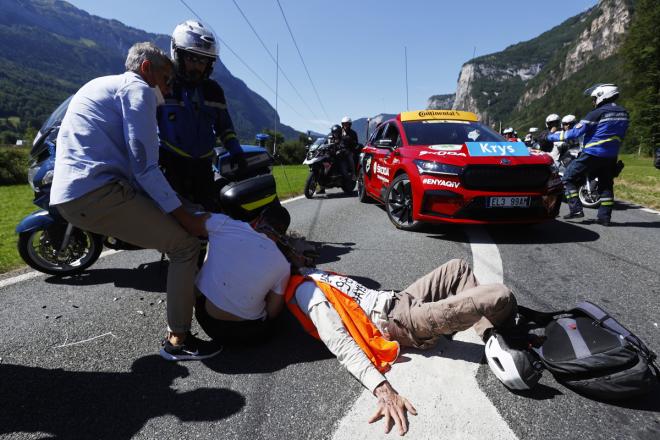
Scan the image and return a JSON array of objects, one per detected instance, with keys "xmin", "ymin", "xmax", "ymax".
[
  {"xmin": 304, "ymin": 172, "xmax": 317, "ymax": 199},
  {"xmin": 385, "ymin": 173, "xmax": 420, "ymax": 231},
  {"xmin": 17, "ymin": 228, "xmax": 104, "ymax": 276},
  {"xmin": 579, "ymin": 181, "xmax": 601, "ymax": 208},
  {"xmin": 357, "ymin": 170, "xmax": 373, "ymax": 203}
]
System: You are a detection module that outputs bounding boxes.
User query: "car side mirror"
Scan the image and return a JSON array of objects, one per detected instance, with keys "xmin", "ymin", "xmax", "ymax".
[{"xmin": 376, "ymin": 139, "xmax": 394, "ymax": 148}]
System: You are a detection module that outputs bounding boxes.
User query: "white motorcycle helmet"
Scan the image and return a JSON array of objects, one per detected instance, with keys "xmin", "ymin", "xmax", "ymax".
[
  {"xmin": 171, "ymin": 20, "xmax": 218, "ymax": 80},
  {"xmin": 585, "ymin": 83, "xmax": 619, "ymax": 106},
  {"xmin": 545, "ymin": 114, "xmax": 561, "ymax": 129},
  {"xmin": 561, "ymin": 114, "xmax": 576, "ymax": 125},
  {"xmin": 503, "ymin": 127, "xmax": 514, "ymax": 135},
  {"xmin": 485, "ymin": 333, "xmax": 542, "ymax": 390},
  {"xmin": 341, "ymin": 116, "xmax": 352, "ymax": 124}
]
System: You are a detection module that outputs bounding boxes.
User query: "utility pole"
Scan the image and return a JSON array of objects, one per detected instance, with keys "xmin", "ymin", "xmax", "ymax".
[
  {"xmin": 273, "ymin": 43, "xmax": 279, "ymax": 156},
  {"xmin": 404, "ymin": 46, "xmax": 409, "ymax": 111}
]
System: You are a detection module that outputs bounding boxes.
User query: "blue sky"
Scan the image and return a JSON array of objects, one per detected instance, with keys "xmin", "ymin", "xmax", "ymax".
[{"xmin": 68, "ymin": 0, "xmax": 597, "ymax": 133}]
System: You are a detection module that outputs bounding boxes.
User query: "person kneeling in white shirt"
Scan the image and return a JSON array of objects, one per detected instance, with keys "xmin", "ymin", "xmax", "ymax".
[{"xmin": 194, "ymin": 204, "xmax": 291, "ymax": 346}]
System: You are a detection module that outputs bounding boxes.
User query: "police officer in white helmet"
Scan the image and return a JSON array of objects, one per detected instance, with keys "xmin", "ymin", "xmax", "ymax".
[{"xmin": 157, "ymin": 20, "xmax": 246, "ymax": 212}]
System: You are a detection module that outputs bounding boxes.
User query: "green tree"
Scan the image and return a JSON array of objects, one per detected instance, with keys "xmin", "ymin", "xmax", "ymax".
[{"xmin": 621, "ymin": 0, "xmax": 660, "ymax": 155}]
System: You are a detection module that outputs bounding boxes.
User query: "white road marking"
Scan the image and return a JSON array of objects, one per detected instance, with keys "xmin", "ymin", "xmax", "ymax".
[
  {"xmin": 640, "ymin": 207, "xmax": 660, "ymax": 216},
  {"xmin": 332, "ymin": 225, "xmax": 515, "ymax": 440}
]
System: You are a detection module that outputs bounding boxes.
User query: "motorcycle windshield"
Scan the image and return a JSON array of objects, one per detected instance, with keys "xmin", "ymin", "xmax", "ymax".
[{"xmin": 31, "ymin": 96, "xmax": 73, "ymax": 158}]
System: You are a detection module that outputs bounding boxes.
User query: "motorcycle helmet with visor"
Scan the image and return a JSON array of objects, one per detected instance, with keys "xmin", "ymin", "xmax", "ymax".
[
  {"xmin": 584, "ymin": 83, "xmax": 619, "ymax": 107},
  {"xmin": 171, "ymin": 20, "xmax": 218, "ymax": 82}
]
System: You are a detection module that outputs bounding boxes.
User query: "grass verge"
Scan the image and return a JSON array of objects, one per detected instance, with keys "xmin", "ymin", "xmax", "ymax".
[
  {"xmin": 273, "ymin": 164, "xmax": 308, "ymax": 199},
  {"xmin": 0, "ymin": 185, "xmax": 36, "ymax": 273},
  {"xmin": 616, "ymin": 154, "xmax": 660, "ymax": 210}
]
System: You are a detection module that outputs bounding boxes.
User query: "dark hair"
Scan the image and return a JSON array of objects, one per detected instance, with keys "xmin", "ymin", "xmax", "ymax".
[{"xmin": 259, "ymin": 204, "xmax": 291, "ymax": 236}]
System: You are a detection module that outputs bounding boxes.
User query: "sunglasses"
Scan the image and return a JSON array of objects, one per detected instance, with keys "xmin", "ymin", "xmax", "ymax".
[{"xmin": 183, "ymin": 52, "xmax": 212, "ymax": 65}]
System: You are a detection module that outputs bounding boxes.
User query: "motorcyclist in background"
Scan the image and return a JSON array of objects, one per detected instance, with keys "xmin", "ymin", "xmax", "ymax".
[
  {"xmin": 502, "ymin": 127, "xmax": 519, "ymax": 142},
  {"xmin": 340, "ymin": 116, "xmax": 359, "ymax": 180},
  {"xmin": 543, "ymin": 84, "xmax": 629, "ymax": 225},
  {"xmin": 536, "ymin": 114, "xmax": 561, "ymax": 154},
  {"xmin": 158, "ymin": 20, "xmax": 246, "ymax": 212},
  {"xmin": 316, "ymin": 125, "xmax": 348, "ymax": 195}
]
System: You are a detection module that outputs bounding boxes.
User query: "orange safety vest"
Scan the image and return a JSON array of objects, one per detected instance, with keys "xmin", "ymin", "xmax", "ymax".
[{"xmin": 284, "ymin": 273, "xmax": 400, "ymax": 373}]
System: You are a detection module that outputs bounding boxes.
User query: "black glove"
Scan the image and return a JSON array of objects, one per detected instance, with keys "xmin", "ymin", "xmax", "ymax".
[{"xmin": 536, "ymin": 130, "xmax": 554, "ymax": 153}]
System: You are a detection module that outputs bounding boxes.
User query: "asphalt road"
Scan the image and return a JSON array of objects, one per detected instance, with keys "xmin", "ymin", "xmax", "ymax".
[{"xmin": 1, "ymin": 190, "xmax": 658, "ymax": 439}]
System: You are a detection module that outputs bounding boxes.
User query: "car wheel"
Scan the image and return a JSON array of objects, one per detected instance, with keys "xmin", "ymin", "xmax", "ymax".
[
  {"xmin": 357, "ymin": 170, "xmax": 373, "ymax": 203},
  {"xmin": 385, "ymin": 173, "xmax": 420, "ymax": 230}
]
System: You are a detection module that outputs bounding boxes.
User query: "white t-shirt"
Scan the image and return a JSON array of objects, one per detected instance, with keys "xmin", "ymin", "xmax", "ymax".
[{"xmin": 195, "ymin": 213, "xmax": 290, "ymax": 320}]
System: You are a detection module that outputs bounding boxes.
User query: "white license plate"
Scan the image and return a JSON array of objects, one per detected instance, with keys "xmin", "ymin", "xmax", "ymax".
[{"xmin": 487, "ymin": 196, "xmax": 530, "ymax": 208}]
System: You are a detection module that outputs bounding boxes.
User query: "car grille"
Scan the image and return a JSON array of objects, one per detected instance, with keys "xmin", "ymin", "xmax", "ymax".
[{"xmin": 461, "ymin": 165, "xmax": 550, "ymax": 191}]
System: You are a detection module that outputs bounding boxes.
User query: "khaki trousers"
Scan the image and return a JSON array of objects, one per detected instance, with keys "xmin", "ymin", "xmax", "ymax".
[
  {"xmin": 56, "ymin": 181, "xmax": 200, "ymax": 334},
  {"xmin": 386, "ymin": 259, "xmax": 516, "ymax": 349}
]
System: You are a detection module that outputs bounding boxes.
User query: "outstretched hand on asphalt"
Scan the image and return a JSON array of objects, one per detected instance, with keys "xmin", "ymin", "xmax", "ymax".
[{"xmin": 369, "ymin": 381, "xmax": 417, "ymax": 436}]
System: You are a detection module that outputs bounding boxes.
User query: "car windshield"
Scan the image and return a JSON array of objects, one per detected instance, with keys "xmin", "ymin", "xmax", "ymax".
[{"xmin": 402, "ymin": 121, "xmax": 505, "ymax": 146}]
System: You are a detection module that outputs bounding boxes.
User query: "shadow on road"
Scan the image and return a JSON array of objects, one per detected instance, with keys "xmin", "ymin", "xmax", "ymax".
[
  {"xmin": 425, "ymin": 220, "xmax": 601, "ymax": 245},
  {"xmin": 44, "ymin": 261, "xmax": 167, "ymax": 292},
  {"xmin": 581, "ymin": 219, "xmax": 660, "ymax": 229},
  {"xmin": 202, "ymin": 314, "xmax": 334, "ymax": 375},
  {"xmin": 510, "ymin": 383, "xmax": 564, "ymax": 401},
  {"xmin": 0, "ymin": 355, "xmax": 245, "ymax": 439},
  {"xmin": 307, "ymin": 240, "xmax": 355, "ymax": 266}
]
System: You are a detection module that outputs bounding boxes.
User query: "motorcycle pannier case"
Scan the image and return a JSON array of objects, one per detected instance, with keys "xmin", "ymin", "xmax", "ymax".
[{"xmin": 219, "ymin": 174, "xmax": 278, "ymax": 221}]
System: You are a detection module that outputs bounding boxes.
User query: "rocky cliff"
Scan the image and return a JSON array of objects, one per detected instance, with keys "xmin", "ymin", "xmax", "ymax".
[
  {"xmin": 444, "ymin": 0, "xmax": 633, "ymax": 127},
  {"xmin": 427, "ymin": 93, "xmax": 456, "ymax": 110}
]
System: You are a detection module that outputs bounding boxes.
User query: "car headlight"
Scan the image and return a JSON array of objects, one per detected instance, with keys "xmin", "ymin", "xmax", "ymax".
[{"xmin": 414, "ymin": 159, "xmax": 463, "ymax": 176}]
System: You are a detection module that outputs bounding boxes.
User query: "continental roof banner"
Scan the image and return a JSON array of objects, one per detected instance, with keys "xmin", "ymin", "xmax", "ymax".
[{"xmin": 400, "ymin": 110, "xmax": 479, "ymax": 122}]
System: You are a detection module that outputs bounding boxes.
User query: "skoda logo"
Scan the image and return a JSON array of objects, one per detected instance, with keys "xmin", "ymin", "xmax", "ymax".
[{"xmin": 500, "ymin": 158, "xmax": 511, "ymax": 165}]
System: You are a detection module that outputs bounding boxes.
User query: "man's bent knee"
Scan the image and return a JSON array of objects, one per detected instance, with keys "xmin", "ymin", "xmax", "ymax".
[{"xmin": 167, "ymin": 234, "xmax": 200, "ymax": 263}]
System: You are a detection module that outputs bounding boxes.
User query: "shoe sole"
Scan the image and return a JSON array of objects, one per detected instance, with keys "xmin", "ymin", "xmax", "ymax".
[{"xmin": 159, "ymin": 345, "xmax": 223, "ymax": 361}]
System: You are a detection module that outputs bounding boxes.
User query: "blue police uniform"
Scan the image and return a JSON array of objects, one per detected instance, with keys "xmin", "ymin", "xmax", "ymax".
[
  {"xmin": 548, "ymin": 102, "xmax": 629, "ymax": 222},
  {"xmin": 157, "ymin": 78, "xmax": 242, "ymax": 210}
]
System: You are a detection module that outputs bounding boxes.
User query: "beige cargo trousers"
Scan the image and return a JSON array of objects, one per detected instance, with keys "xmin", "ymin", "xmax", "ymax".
[
  {"xmin": 386, "ymin": 259, "xmax": 516, "ymax": 349},
  {"xmin": 56, "ymin": 181, "xmax": 200, "ymax": 334}
]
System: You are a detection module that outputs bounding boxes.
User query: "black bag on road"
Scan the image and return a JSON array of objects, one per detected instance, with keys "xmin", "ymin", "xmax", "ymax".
[{"xmin": 516, "ymin": 301, "xmax": 659, "ymax": 400}]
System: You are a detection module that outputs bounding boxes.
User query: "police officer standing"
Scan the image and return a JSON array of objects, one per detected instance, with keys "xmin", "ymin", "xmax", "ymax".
[
  {"xmin": 158, "ymin": 20, "xmax": 245, "ymax": 212},
  {"xmin": 340, "ymin": 116, "xmax": 359, "ymax": 179},
  {"xmin": 544, "ymin": 84, "xmax": 629, "ymax": 226}
]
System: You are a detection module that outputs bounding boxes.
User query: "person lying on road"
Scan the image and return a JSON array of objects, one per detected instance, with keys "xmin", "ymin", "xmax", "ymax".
[{"xmin": 284, "ymin": 258, "xmax": 517, "ymax": 436}]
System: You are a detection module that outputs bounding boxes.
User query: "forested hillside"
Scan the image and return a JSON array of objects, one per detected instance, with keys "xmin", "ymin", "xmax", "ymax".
[{"xmin": 0, "ymin": 0, "xmax": 298, "ymax": 145}]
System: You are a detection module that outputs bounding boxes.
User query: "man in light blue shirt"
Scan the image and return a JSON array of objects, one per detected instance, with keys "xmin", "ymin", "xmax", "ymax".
[{"xmin": 52, "ymin": 42, "xmax": 222, "ymax": 361}]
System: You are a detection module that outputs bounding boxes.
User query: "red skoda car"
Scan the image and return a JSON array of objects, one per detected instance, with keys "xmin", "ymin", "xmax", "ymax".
[{"xmin": 358, "ymin": 110, "xmax": 562, "ymax": 229}]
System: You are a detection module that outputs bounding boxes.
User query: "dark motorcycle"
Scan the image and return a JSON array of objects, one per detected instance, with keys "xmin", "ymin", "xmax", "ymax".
[
  {"xmin": 16, "ymin": 98, "xmax": 275, "ymax": 276},
  {"xmin": 302, "ymin": 137, "xmax": 355, "ymax": 198}
]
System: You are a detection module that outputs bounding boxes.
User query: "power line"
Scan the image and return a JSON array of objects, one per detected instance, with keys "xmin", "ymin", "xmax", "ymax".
[
  {"xmin": 177, "ymin": 0, "xmax": 306, "ymax": 119},
  {"xmin": 231, "ymin": 0, "xmax": 318, "ymax": 119},
  {"xmin": 275, "ymin": 0, "xmax": 329, "ymax": 119}
]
